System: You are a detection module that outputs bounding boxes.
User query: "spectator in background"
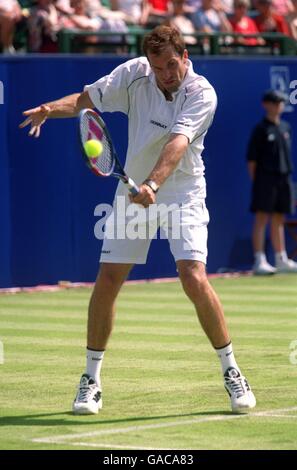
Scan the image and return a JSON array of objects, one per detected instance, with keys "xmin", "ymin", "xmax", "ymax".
[
  {"xmin": 111, "ymin": 1, "xmax": 174, "ymax": 27},
  {"xmin": 63, "ymin": 0, "xmax": 119, "ymax": 53},
  {"xmin": 246, "ymin": 90, "xmax": 297, "ymax": 275},
  {"xmin": 271, "ymin": 0, "xmax": 294, "ymax": 16},
  {"xmin": 220, "ymin": 0, "xmax": 234, "ymax": 13},
  {"xmin": 0, "ymin": 0, "xmax": 23, "ymax": 53},
  {"xmin": 28, "ymin": 0, "xmax": 102, "ymax": 52},
  {"xmin": 28, "ymin": 0, "xmax": 63, "ymax": 52},
  {"xmin": 56, "ymin": 0, "xmax": 75, "ymax": 14},
  {"xmin": 60, "ymin": 0, "xmax": 101, "ymax": 29},
  {"xmin": 68, "ymin": 0, "xmax": 130, "ymax": 26},
  {"xmin": 191, "ymin": 0, "xmax": 232, "ymax": 33},
  {"xmin": 110, "ymin": 0, "xmax": 148, "ymax": 24},
  {"xmin": 286, "ymin": 0, "xmax": 297, "ymax": 38},
  {"xmin": 165, "ymin": 0, "xmax": 197, "ymax": 44},
  {"xmin": 83, "ymin": 0, "xmax": 129, "ymax": 45},
  {"xmin": 145, "ymin": 0, "xmax": 173, "ymax": 26},
  {"xmin": 230, "ymin": 0, "xmax": 262, "ymax": 44},
  {"xmin": 184, "ymin": 0, "xmax": 202, "ymax": 13},
  {"xmin": 254, "ymin": 0, "xmax": 290, "ymax": 34}
]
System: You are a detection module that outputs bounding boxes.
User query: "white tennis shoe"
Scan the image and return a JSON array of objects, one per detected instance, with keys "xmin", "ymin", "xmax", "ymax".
[
  {"xmin": 72, "ymin": 374, "xmax": 102, "ymax": 415},
  {"xmin": 276, "ymin": 258, "xmax": 297, "ymax": 273},
  {"xmin": 224, "ymin": 367, "xmax": 256, "ymax": 414},
  {"xmin": 253, "ymin": 260, "xmax": 276, "ymax": 275}
]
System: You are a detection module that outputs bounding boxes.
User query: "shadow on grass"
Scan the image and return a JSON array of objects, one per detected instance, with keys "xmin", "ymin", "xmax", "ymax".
[{"xmin": 0, "ymin": 409, "xmax": 233, "ymax": 428}]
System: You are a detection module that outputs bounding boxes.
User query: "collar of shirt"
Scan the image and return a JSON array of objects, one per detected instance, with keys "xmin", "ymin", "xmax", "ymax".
[{"xmin": 263, "ymin": 117, "xmax": 280, "ymax": 127}]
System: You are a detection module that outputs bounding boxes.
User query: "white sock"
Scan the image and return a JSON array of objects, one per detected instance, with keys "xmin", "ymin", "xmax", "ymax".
[
  {"xmin": 275, "ymin": 251, "xmax": 288, "ymax": 263},
  {"xmin": 216, "ymin": 342, "xmax": 241, "ymax": 376},
  {"xmin": 254, "ymin": 251, "xmax": 266, "ymax": 263},
  {"xmin": 86, "ymin": 348, "xmax": 104, "ymax": 389}
]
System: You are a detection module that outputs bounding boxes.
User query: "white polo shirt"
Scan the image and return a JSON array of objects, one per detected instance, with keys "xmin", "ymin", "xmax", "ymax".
[{"xmin": 84, "ymin": 57, "xmax": 217, "ymax": 198}]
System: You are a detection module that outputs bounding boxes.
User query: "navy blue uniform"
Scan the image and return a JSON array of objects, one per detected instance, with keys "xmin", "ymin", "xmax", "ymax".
[{"xmin": 247, "ymin": 118, "xmax": 295, "ymax": 214}]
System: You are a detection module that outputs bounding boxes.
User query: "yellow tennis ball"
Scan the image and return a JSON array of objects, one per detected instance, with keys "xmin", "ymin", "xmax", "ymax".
[{"xmin": 84, "ymin": 139, "xmax": 103, "ymax": 159}]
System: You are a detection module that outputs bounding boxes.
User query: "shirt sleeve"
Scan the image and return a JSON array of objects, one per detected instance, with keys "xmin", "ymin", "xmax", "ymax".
[
  {"xmin": 84, "ymin": 61, "xmax": 133, "ymax": 114},
  {"xmin": 171, "ymin": 84, "xmax": 217, "ymax": 143},
  {"xmin": 246, "ymin": 125, "xmax": 262, "ymax": 162}
]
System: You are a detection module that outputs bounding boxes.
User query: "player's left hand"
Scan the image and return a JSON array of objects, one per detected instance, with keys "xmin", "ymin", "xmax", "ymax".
[
  {"xmin": 19, "ymin": 104, "xmax": 51, "ymax": 138},
  {"xmin": 129, "ymin": 184, "xmax": 156, "ymax": 208}
]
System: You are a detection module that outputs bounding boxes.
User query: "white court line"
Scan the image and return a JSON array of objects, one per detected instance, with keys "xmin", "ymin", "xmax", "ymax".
[
  {"xmin": 257, "ymin": 414, "xmax": 297, "ymax": 419},
  {"xmin": 69, "ymin": 442, "xmax": 172, "ymax": 450},
  {"xmin": 252, "ymin": 406, "xmax": 297, "ymax": 416},
  {"xmin": 32, "ymin": 414, "xmax": 245, "ymax": 444},
  {"xmin": 32, "ymin": 406, "xmax": 297, "ymax": 447}
]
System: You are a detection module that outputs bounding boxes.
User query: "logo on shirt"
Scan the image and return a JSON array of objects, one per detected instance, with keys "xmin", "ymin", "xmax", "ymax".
[
  {"xmin": 97, "ymin": 87, "xmax": 103, "ymax": 103},
  {"xmin": 268, "ymin": 134, "xmax": 275, "ymax": 142},
  {"xmin": 175, "ymin": 121, "xmax": 191, "ymax": 128},
  {"xmin": 150, "ymin": 119, "xmax": 167, "ymax": 129}
]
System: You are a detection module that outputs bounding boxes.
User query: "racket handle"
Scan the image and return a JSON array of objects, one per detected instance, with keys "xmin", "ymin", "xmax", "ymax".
[{"xmin": 125, "ymin": 177, "xmax": 140, "ymax": 196}]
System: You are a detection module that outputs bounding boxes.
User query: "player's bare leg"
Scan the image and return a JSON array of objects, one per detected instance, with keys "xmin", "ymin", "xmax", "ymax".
[
  {"xmin": 88, "ymin": 263, "xmax": 133, "ymax": 350},
  {"xmin": 73, "ymin": 263, "xmax": 132, "ymax": 415},
  {"xmin": 252, "ymin": 211, "xmax": 276, "ymax": 274},
  {"xmin": 177, "ymin": 260, "xmax": 229, "ymax": 348},
  {"xmin": 177, "ymin": 259, "xmax": 256, "ymax": 413}
]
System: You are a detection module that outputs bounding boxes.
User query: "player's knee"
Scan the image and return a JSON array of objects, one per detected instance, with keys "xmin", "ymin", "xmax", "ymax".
[
  {"xmin": 98, "ymin": 270, "xmax": 119, "ymax": 290},
  {"xmin": 96, "ymin": 264, "xmax": 128, "ymax": 293},
  {"xmin": 179, "ymin": 263, "xmax": 207, "ymax": 298}
]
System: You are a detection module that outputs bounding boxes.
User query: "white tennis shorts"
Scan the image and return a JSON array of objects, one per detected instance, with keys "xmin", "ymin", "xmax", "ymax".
[{"xmin": 99, "ymin": 172, "xmax": 210, "ymax": 265}]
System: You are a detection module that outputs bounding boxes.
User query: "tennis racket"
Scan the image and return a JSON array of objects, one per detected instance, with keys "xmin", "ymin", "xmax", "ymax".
[{"xmin": 78, "ymin": 109, "xmax": 139, "ymax": 196}]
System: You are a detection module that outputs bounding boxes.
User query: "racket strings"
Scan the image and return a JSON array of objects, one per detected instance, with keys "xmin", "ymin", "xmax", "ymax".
[
  {"xmin": 81, "ymin": 113, "xmax": 114, "ymax": 176},
  {"xmin": 94, "ymin": 132, "xmax": 113, "ymax": 175}
]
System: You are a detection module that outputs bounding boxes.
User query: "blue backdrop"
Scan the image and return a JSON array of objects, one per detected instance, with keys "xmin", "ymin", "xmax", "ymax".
[{"xmin": 0, "ymin": 55, "xmax": 296, "ymax": 287}]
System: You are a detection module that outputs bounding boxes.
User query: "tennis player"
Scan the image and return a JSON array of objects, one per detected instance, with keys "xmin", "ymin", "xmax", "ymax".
[{"xmin": 20, "ymin": 26, "xmax": 256, "ymax": 415}]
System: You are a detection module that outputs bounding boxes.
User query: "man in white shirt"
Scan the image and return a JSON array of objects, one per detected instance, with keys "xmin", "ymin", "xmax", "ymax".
[{"xmin": 20, "ymin": 25, "xmax": 256, "ymax": 415}]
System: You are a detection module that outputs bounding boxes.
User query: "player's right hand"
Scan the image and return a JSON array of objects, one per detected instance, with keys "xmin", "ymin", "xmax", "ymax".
[
  {"xmin": 129, "ymin": 184, "xmax": 156, "ymax": 208},
  {"xmin": 19, "ymin": 104, "xmax": 51, "ymax": 138}
]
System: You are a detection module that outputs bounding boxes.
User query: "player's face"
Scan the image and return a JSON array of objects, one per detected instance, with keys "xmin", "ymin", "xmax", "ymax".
[{"xmin": 148, "ymin": 47, "xmax": 188, "ymax": 95}]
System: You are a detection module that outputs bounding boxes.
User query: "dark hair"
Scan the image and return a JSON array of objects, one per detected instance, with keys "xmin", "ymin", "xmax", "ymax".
[
  {"xmin": 142, "ymin": 26, "xmax": 185, "ymax": 58},
  {"xmin": 262, "ymin": 89, "xmax": 287, "ymax": 103}
]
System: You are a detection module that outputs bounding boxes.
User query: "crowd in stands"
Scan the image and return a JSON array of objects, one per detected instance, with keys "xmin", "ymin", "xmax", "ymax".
[{"xmin": 0, "ymin": 0, "xmax": 296, "ymax": 53}]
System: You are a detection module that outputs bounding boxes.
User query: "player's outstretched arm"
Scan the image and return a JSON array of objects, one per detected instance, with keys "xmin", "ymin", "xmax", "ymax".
[{"xmin": 19, "ymin": 91, "xmax": 94, "ymax": 138}]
